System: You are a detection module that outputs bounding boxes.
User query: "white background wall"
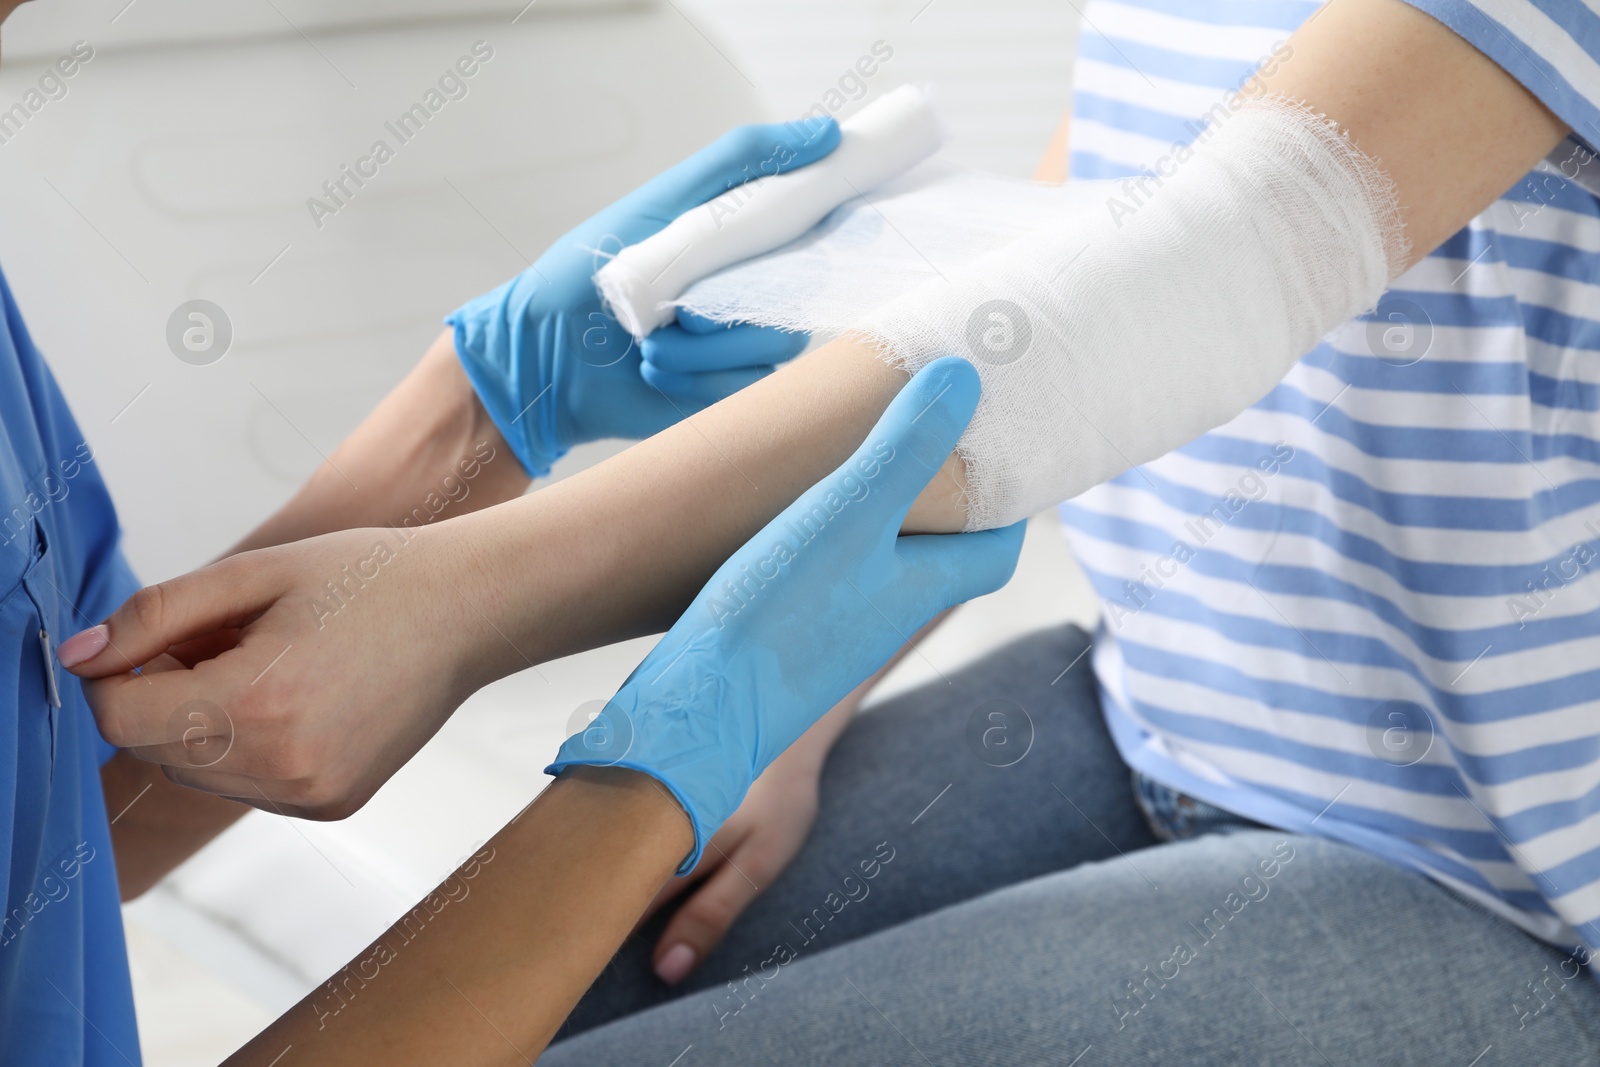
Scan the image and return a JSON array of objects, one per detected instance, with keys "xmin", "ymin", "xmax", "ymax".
[{"xmin": 0, "ymin": 2, "xmax": 1087, "ymax": 1062}]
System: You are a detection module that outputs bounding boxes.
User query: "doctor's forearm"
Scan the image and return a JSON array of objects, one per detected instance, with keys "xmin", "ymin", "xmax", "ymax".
[
  {"xmin": 102, "ymin": 751, "xmax": 247, "ymax": 899},
  {"xmin": 225, "ymin": 766, "xmax": 691, "ymax": 1065},
  {"xmin": 229, "ymin": 331, "xmax": 529, "ymax": 556}
]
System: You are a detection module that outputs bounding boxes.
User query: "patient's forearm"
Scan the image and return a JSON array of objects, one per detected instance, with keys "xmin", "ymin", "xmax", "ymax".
[
  {"xmin": 77, "ymin": 332, "xmax": 963, "ymax": 828},
  {"xmin": 444, "ymin": 335, "xmax": 968, "ymax": 687},
  {"xmin": 225, "ymin": 767, "xmax": 690, "ymax": 1065}
]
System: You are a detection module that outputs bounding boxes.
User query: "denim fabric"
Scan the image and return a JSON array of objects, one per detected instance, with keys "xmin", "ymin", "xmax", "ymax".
[
  {"xmin": 547, "ymin": 626, "xmax": 1600, "ymax": 1065},
  {"xmin": 1132, "ymin": 770, "xmax": 1265, "ymax": 842}
]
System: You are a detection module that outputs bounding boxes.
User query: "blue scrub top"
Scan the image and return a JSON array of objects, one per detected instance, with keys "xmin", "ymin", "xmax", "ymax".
[{"xmin": 0, "ymin": 261, "xmax": 142, "ymax": 1065}]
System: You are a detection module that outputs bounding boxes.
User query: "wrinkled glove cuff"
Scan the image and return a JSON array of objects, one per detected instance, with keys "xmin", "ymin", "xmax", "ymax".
[
  {"xmin": 544, "ymin": 673, "xmax": 755, "ymax": 875},
  {"xmin": 446, "ymin": 288, "xmax": 567, "ymax": 478}
]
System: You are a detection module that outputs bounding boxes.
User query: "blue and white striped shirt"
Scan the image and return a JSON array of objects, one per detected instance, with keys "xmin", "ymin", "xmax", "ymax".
[{"xmin": 1062, "ymin": 0, "xmax": 1600, "ymax": 952}]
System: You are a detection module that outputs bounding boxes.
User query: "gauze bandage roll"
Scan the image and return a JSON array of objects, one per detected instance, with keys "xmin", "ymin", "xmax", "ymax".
[
  {"xmin": 672, "ymin": 98, "xmax": 1407, "ymax": 531},
  {"xmin": 596, "ymin": 84, "xmax": 943, "ymax": 339}
]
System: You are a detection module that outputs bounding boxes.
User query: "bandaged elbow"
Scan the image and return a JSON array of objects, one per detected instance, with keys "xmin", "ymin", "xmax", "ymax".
[{"xmin": 860, "ymin": 99, "xmax": 1406, "ymax": 528}]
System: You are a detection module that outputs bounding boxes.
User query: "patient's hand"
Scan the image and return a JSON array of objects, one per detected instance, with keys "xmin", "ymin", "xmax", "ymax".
[{"xmin": 57, "ymin": 524, "xmax": 495, "ymax": 818}]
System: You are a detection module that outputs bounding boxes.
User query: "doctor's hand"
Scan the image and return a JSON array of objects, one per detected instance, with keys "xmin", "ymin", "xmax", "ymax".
[
  {"xmin": 448, "ymin": 118, "xmax": 840, "ymax": 478},
  {"xmin": 547, "ymin": 357, "xmax": 1025, "ymax": 872}
]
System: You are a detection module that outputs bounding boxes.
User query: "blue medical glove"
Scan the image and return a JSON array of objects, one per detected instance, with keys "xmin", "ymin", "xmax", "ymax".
[
  {"xmin": 547, "ymin": 357, "xmax": 1026, "ymax": 871},
  {"xmin": 448, "ymin": 120, "xmax": 840, "ymax": 477}
]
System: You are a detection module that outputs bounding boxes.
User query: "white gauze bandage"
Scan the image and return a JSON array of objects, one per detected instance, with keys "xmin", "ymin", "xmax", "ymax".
[
  {"xmin": 596, "ymin": 84, "xmax": 944, "ymax": 340},
  {"xmin": 669, "ymin": 98, "xmax": 1408, "ymax": 530},
  {"xmin": 859, "ymin": 98, "xmax": 1407, "ymax": 528}
]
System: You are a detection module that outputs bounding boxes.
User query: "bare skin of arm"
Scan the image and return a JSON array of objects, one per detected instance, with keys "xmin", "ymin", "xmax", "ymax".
[
  {"xmin": 222, "ymin": 331, "xmax": 533, "ymax": 552},
  {"xmin": 224, "ymin": 767, "xmax": 694, "ymax": 1066},
  {"xmin": 1264, "ymin": 0, "xmax": 1566, "ymax": 261},
  {"xmin": 444, "ymin": 336, "xmax": 970, "ymax": 680},
  {"xmin": 1036, "ymin": 113, "xmax": 1071, "ymax": 183}
]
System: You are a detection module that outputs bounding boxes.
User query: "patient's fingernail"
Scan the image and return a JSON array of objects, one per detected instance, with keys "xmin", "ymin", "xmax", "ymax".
[
  {"xmin": 656, "ymin": 944, "xmax": 696, "ymax": 986},
  {"xmin": 57, "ymin": 625, "xmax": 108, "ymax": 668}
]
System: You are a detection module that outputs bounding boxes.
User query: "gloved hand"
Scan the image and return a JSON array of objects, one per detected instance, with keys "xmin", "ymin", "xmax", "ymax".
[
  {"xmin": 449, "ymin": 120, "xmax": 839, "ymax": 477},
  {"xmin": 547, "ymin": 357, "xmax": 1025, "ymax": 870}
]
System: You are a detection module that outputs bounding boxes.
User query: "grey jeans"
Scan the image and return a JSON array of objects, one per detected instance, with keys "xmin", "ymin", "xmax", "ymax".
[{"xmin": 545, "ymin": 626, "xmax": 1600, "ymax": 1065}]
